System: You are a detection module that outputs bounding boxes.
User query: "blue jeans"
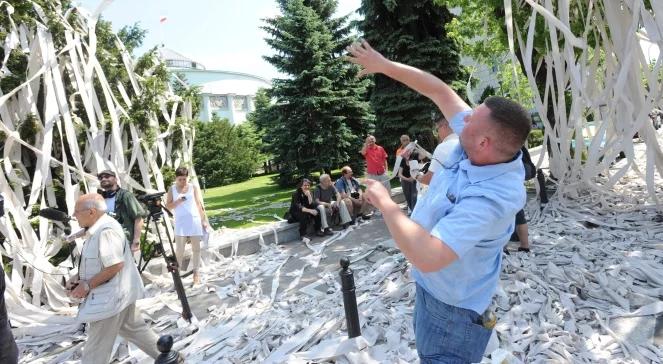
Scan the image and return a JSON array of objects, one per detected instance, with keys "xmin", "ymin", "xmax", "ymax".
[{"xmin": 414, "ymin": 284, "xmax": 492, "ymax": 363}]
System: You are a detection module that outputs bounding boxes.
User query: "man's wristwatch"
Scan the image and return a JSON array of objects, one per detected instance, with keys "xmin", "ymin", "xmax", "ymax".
[{"xmin": 81, "ymin": 280, "xmax": 90, "ymax": 292}]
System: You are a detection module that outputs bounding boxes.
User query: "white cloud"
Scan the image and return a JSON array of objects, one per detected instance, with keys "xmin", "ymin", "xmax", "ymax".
[{"xmin": 257, "ymin": 2, "xmax": 281, "ymax": 19}]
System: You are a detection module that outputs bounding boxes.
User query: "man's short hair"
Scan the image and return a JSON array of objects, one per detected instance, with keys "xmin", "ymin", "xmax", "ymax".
[
  {"xmin": 341, "ymin": 166, "xmax": 352, "ymax": 175},
  {"xmin": 320, "ymin": 174, "xmax": 331, "ymax": 183},
  {"xmin": 81, "ymin": 194, "xmax": 107, "ymax": 212},
  {"xmin": 484, "ymin": 96, "xmax": 532, "ymax": 156}
]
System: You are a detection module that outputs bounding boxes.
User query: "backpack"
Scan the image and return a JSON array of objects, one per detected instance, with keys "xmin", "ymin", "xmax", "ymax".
[{"xmin": 521, "ymin": 147, "xmax": 536, "ymax": 180}]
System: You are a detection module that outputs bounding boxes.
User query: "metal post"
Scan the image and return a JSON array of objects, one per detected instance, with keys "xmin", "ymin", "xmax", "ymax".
[
  {"xmin": 339, "ymin": 257, "xmax": 361, "ymax": 338},
  {"xmin": 155, "ymin": 335, "xmax": 182, "ymax": 364}
]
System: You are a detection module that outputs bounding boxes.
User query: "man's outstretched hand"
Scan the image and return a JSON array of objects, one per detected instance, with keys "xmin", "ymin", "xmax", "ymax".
[
  {"xmin": 346, "ymin": 40, "xmax": 389, "ymax": 77},
  {"xmin": 362, "ymin": 178, "xmax": 395, "ymax": 212}
]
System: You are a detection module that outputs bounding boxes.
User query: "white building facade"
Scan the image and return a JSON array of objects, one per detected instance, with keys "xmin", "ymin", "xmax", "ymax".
[{"xmin": 161, "ymin": 48, "xmax": 272, "ymax": 124}]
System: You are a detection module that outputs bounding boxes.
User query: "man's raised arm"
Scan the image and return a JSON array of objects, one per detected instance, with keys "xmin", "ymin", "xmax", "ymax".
[{"xmin": 346, "ymin": 40, "xmax": 469, "ymax": 121}]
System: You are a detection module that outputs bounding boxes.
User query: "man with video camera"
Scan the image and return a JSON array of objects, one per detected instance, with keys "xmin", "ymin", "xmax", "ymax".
[
  {"xmin": 67, "ymin": 193, "xmax": 159, "ymax": 363},
  {"xmin": 97, "ymin": 169, "xmax": 146, "ymax": 252}
]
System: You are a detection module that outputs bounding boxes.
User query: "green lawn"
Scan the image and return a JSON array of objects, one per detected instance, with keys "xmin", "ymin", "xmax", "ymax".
[
  {"xmin": 202, "ymin": 174, "xmax": 292, "ymax": 229},
  {"xmin": 202, "ymin": 171, "xmax": 401, "ymax": 229}
]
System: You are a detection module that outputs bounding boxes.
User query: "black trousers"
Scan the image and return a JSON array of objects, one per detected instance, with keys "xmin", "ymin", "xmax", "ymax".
[
  {"xmin": 0, "ymin": 321, "xmax": 17, "ymax": 364},
  {"xmin": 293, "ymin": 211, "xmax": 321, "ymax": 237},
  {"xmin": 401, "ymin": 179, "xmax": 418, "ymax": 211},
  {"xmin": 510, "ymin": 209, "xmax": 527, "ymax": 241}
]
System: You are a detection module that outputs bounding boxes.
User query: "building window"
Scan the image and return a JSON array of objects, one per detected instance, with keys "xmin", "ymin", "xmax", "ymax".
[
  {"xmin": 210, "ymin": 95, "xmax": 228, "ymax": 109},
  {"xmin": 233, "ymin": 96, "xmax": 248, "ymax": 111}
]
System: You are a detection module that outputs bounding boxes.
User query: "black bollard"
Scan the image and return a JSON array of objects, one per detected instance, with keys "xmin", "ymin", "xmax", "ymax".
[
  {"xmin": 339, "ymin": 257, "xmax": 361, "ymax": 338},
  {"xmin": 155, "ymin": 335, "xmax": 182, "ymax": 364},
  {"xmin": 536, "ymin": 168, "xmax": 548, "ymax": 205}
]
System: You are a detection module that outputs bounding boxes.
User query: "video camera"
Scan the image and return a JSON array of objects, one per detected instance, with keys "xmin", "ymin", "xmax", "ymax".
[
  {"xmin": 137, "ymin": 192, "xmax": 166, "ymax": 216},
  {"xmin": 135, "ymin": 191, "xmax": 193, "ymax": 322}
]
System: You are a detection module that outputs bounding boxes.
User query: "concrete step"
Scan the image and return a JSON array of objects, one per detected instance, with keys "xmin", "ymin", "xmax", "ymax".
[
  {"xmin": 142, "ymin": 188, "xmax": 405, "ymax": 275},
  {"xmin": 211, "ymin": 186, "xmax": 405, "ymax": 257}
]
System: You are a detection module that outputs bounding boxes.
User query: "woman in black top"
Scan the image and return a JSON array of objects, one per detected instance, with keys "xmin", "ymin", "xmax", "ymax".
[
  {"xmin": 399, "ymin": 152, "xmax": 418, "ymax": 214},
  {"xmin": 288, "ymin": 179, "xmax": 323, "ymax": 239}
]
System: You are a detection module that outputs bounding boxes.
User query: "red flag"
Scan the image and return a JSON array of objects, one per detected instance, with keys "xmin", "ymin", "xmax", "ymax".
[{"xmin": 160, "ymin": 16, "xmax": 167, "ymax": 23}]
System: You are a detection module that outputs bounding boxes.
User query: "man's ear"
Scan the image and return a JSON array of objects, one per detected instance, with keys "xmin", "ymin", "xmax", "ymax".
[{"xmin": 479, "ymin": 136, "xmax": 489, "ymax": 149}]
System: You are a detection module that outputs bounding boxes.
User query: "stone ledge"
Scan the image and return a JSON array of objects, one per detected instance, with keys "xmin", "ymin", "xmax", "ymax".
[
  {"xmin": 212, "ymin": 186, "xmax": 405, "ymax": 256},
  {"xmin": 143, "ymin": 187, "xmax": 405, "ymax": 274}
]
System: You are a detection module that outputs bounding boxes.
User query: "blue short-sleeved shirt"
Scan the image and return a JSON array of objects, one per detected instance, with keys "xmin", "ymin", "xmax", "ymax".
[
  {"xmin": 335, "ymin": 177, "xmax": 360, "ymax": 195},
  {"xmin": 410, "ymin": 109, "xmax": 526, "ymax": 314}
]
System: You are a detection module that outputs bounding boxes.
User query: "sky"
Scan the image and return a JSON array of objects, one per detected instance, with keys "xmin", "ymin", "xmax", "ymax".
[{"xmin": 77, "ymin": 0, "xmax": 362, "ymax": 80}]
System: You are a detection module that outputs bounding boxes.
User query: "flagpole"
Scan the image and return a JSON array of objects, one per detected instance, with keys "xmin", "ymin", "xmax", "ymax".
[{"xmin": 159, "ymin": 16, "xmax": 167, "ymax": 48}]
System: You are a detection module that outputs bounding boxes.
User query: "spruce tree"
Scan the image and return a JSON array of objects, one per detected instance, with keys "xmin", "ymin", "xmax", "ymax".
[
  {"xmin": 262, "ymin": 0, "xmax": 374, "ymax": 186},
  {"xmin": 358, "ymin": 0, "xmax": 463, "ymax": 154}
]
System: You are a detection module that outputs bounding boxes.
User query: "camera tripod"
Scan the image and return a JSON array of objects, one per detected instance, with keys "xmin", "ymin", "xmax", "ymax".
[{"xmin": 137, "ymin": 202, "xmax": 192, "ymax": 322}]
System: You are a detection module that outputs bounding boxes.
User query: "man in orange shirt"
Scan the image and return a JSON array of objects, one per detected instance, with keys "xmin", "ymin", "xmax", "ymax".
[
  {"xmin": 360, "ymin": 135, "xmax": 391, "ymax": 194},
  {"xmin": 396, "ymin": 134, "xmax": 411, "ymax": 157}
]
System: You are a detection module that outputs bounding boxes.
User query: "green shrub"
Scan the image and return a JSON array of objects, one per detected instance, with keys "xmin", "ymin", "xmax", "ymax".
[
  {"xmin": 193, "ymin": 116, "xmax": 265, "ymax": 187},
  {"xmin": 161, "ymin": 165, "xmax": 175, "ymax": 188},
  {"xmin": 527, "ymin": 129, "xmax": 544, "ymax": 148}
]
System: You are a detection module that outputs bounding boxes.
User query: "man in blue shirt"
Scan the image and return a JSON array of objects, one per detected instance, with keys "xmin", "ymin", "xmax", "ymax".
[
  {"xmin": 347, "ymin": 41, "xmax": 531, "ymax": 363},
  {"xmin": 335, "ymin": 166, "xmax": 371, "ymax": 221}
]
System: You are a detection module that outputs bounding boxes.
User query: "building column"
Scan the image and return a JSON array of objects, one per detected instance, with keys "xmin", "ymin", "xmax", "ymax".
[
  {"xmin": 227, "ymin": 94, "xmax": 236, "ymax": 124},
  {"xmin": 201, "ymin": 95, "xmax": 211, "ymax": 121}
]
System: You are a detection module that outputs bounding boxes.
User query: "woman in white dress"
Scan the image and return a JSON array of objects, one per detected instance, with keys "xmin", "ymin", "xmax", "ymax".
[{"xmin": 166, "ymin": 167, "xmax": 208, "ymax": 285}]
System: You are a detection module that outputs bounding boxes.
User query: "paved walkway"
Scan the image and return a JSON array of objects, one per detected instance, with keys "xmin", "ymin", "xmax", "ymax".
[
  {"xmin": 16, "ymin": 200, "xmax": 663, "ymax": 363},
  {"xmin": 146, "ymin": 204, "xmax": 663, "ymax": 363},
  {"xmin": 184, "ymin": 217, "xmax": 395, "ymax": 322}
]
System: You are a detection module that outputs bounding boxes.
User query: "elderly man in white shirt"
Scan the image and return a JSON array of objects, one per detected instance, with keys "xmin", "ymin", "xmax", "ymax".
[{"xmin": 67, "ymin": 193, "xmax": 159, "ymax": 364}]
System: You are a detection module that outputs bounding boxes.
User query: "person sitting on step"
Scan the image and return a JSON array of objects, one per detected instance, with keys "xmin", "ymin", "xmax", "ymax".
[
  {"xmin": 334, "ymin": 166, "xmax": 372, "ymax": 222},
  {"xmin": 314, "ymin": 174, "xmax": 353, "ymax": 232},
  {"xmin": 288, "ymin": 178, "xmax": 323, "ymax": 240}
]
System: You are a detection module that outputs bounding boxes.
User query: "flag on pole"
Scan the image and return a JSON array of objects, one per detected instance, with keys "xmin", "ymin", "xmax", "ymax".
[{"xmin": 160, "ymin": 16, "xmax": 167, "ymax": 23}]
